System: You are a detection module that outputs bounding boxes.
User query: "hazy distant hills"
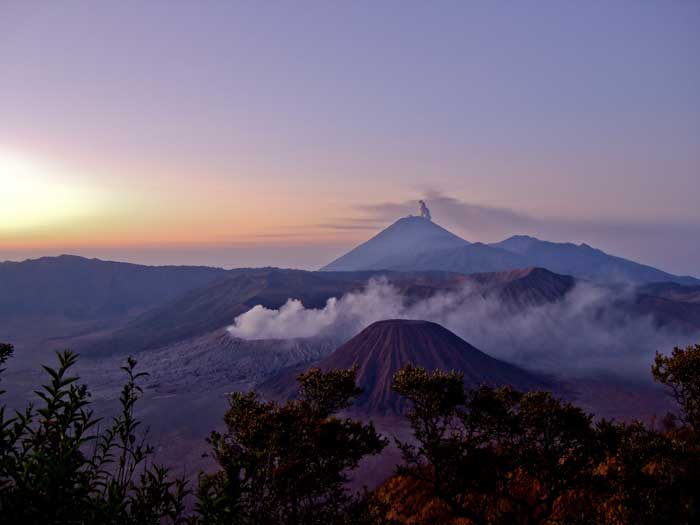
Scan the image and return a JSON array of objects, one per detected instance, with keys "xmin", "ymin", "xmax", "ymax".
[
  {"xmin": 0, "ymin": 255, "xmax": 226, "ymax": 320},
  {"xmin": 1, "ymin": 233, "xmax": 695, "ymax": 465},
  {"xmin": 80, "ymin": 266, "xmax": 583, "ymax": 356},
  {"xmin": 635, "ymin": 282, "xmax": 700, "ymax": 304},
  {"xmin": 628, "ymin": 282, "xmax": 700, "ymax": 331},
  {"xmin": 3, "ymin": 255, "xmax": 699, "ymax": 362},
  {"xmin": 465, "ymin": 267, "xmax": 576, "ymax": 308},
  {"xmin": 263, "ymin": 319, "xmax": 550, "ymax": 415},
  {"xmin": 491, "ymin": 235, "xmax": 699, "ymax": 285},
  {"xmin": 2, "ymin": 228, "xmax": 698, "ymax": 385},
  {"xmin": 321, "ymin": 217, "xmax": 699, "ymax": 286},
  {"xmin": 0, "ymin": 253, "xmax": 694, "ymax": 427},
  {"xmin": 82, "ymin": 268, "xmax": 370, "ymax": 355}
]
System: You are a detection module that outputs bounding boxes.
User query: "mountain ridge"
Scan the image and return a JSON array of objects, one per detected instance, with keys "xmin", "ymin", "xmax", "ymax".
[
  {"xmin": 0, "ymin": 254, "xmax": 227, "ymax": 320},
  {"xmin": 491, "ymin": 235, "xmax": 699, "ymax": 285},
  {"xmin": 321, "ymin": 219, "xmax": 698, "ymax": 285}
]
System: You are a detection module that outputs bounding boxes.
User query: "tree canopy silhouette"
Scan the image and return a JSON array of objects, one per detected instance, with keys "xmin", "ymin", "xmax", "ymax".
[{"xmin": 197, "ymin": 367, "xmax": 388, "ymax": 524}]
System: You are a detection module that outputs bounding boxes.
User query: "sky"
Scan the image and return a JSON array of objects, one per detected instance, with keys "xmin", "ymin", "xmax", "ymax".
[{"xmin": 1, "ymin": 1, "xmax": 698, "ymax": 274}]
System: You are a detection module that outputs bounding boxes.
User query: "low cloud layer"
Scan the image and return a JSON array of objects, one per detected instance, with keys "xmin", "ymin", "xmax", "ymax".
[{"xmin": 228, "ymin": 278, "xmax": 699, "ymax": 379}]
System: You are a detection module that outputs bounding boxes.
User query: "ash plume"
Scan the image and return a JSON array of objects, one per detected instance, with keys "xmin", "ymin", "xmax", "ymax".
[{"xmin": 419, "ymin": 200, "xmax": 432, "ymax": 221}]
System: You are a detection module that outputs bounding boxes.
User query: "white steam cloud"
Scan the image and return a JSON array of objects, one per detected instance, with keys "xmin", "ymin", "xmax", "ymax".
[
  {"xmin": 228, "ymin": 299, "xmax": 340, "ymax": 340},
  {"xmin": 228, "ymin": 278, "xmax": 698, "ymax": 378}
]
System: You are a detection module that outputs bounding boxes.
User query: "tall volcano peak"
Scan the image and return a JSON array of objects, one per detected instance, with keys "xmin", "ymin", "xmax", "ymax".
[{"xmin": 320, "ymin": 216, "xmax": 469, "ymax": 272}]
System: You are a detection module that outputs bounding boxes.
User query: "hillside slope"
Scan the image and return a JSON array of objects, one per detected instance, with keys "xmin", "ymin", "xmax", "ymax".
[
  {"xmin": 491, "ymin": 235, "xmax": 699, "ymax": 285},
  {"xmin": 0, "ymin": 255, "xmax": 227, "ymax": 320},
  {"xmin": 79, "ymin": 268, "xmax": 374, "ymax": 355}
]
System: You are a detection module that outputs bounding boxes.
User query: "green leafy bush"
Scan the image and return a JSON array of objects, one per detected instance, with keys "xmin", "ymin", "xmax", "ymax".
[{"xmin": 0, "ymin": 347, "xmax": 188, "ymax": 524}]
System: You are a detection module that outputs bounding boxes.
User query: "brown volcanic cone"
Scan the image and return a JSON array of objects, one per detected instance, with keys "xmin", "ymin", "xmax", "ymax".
[{"xmin": 262, "ymin": 319, "xmax": 549, "ymax": 415}]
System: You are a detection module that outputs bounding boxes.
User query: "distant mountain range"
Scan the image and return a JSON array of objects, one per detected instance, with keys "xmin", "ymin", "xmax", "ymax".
[
  {"xmin": 321, "ymin": 216, "xmax": 699, "ymax": 285},
  {"xmin": 2, "ymin": 257, "xmax": 699, "ymax": 363},
  {"xmin": 2, "ymin": 229, "xmax": 695, "ymax": 467},
  {"xmin": 0, "ymin": 254, "xmax": 695, "ymax": 426},
  {"xmin": 0, "ymin": 255, "xmax": 226, "ymax": 319},
  {"xmin": 83, "ymin": 266, "xmax": 580, "ymax": 356},
  {"xmin": 78, "ymin": 268, "xmax": 373, "ymax": 355}
]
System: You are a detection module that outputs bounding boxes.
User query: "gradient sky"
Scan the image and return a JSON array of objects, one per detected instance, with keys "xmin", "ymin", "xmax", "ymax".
[{"xmin": 1, "ymin": 2, "xmax": 698, "ymax": 274}]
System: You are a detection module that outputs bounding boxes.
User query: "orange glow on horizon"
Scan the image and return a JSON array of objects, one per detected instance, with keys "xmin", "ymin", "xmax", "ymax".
[{"xmin": 0, "ymin": 146, "xmax": 378, "ymax": 252}]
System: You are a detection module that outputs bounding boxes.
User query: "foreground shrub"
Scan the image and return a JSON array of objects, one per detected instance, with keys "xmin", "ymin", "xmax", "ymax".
[
  {"xmin": 0, "ymin": 346, "xmax": 188, "ymax": 524},
  {"xmin": 390, "ymin": 357, "xmax": 699, "ymax": 525},
  {"xmin": 652, "ymin": 343, "xmax": 700, "ymax": 434},
  {"xmin": 197, "ymin": 367, "xmax": 388, "ymax": 525}
]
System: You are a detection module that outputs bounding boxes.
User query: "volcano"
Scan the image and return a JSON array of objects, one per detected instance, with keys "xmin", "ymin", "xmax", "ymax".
[
  {"xmin": 320, "ymin": 215, "xmax": 698, "ymax": 285},
  {"xmin": 263, "ymin": 319, "xmax": 549, "ymax": 415},
  {"xmin": 321, "ymin": 216, "xmax": 468, "ymax": 272}
]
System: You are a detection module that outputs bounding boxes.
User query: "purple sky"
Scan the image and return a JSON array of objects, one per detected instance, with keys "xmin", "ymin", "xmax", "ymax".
[{"xmin": 1, "ymin": 2, "xmax": 698, "ymax": 274}]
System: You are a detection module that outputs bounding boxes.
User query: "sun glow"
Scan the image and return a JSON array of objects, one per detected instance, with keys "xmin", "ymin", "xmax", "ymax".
[{"xmin": 0, "ymin": 149, "xmax": 105, "ymax": 237}]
